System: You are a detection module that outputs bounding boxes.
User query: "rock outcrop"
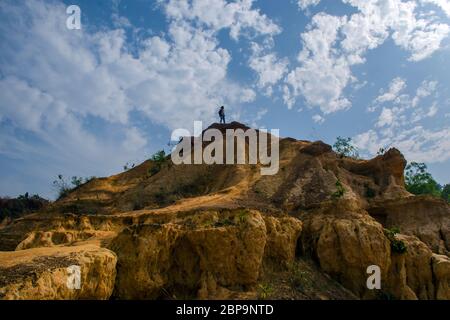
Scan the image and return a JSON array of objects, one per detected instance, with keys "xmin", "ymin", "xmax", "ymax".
[
  {"xmin": 368, "ymin": 196, "xmax": 450, "ymax": 255},
  {"xmin": 0, "ymin": 244, "xmax": 117, "ymax": 300},
  {"xmin": 109, "ymin": 209, "xmax": 301, "ymax": 299},
  {"xmin": 0, "ymin": 122, "xmax": 448, "ymax": 300}
]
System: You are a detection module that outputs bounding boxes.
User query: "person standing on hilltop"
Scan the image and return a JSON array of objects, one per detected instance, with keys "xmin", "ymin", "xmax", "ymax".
[{"xmin": 219, "ymin": 106, "xmax": 226, "ymax": 124}]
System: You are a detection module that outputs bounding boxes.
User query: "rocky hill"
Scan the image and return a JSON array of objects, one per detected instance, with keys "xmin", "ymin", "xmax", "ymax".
[{"xmin": 0, "ymin": 122, "xmax": 449, "ymax": 300}]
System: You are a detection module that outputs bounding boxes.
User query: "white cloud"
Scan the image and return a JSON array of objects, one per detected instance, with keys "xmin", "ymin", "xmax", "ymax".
[
  {"xmin": 312, "ymin": 114, "xmax": 325, "ymax": 124},
  {"xmin": 298, "ymin": 0, "xmax": 321, "ymax": 10},
  {"xmin": 123, "ymin": 127, "xmax": 147, "ymax": 152},
  {"xmin": 421, "ymin": 0, "xmax": 450, "ymax": 17},
  {"xmin": 284, "ymin": 13, "xmax": 351, "ymax": 113},
  {"xmin": 427, "ymin": 103, "xmax": 439, "ymax": 117},
  {"xmin": 163, "ymin": 0, "xmax": 281, "ymax": 40},
  {"xmin": 355, "ymin": 126, "xmax": 450, "ymax": 163},
  {"xmin": 248, "ymin": 107, "xmax": 268, "ymax": 127},
  {"xmin": 375, "ymin": 77, "xmax": 407, "ymax": 103},
  {"xmin": 343, "ymin": 0, "xmax": 450, "ymax": 62},
  {"xmin": 355, "ymin": 77, "xmax": 447, "ymax": 163},
  {"xmin": 249, "ymin": 42, "xmax": 288, "ymax": 94},
  {"xmin": 412, "ymin": 80, "xmax": 438, "ymax": 107},
  {"xmin": 377, "ymin": 108, "xmax": 395, "ymax": 127},
  {"xmin": 283, "ymin": 0, "xmax": 450, "ymax": 113}
]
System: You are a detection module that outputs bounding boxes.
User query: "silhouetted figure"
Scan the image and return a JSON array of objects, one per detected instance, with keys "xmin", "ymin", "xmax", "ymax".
[{"xmin": 219, "ymin": 106, "xmax": 226, "ymax": 124}]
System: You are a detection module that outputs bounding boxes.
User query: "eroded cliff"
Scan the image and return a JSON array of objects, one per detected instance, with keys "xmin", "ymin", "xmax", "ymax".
[{"xmin": 0, "ymin": 122, "xmax": 448, "ymax": 300}]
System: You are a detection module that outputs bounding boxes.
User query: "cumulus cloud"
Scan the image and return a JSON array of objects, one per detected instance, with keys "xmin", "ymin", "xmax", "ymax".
[
  {"xmin": 312, "ymin": 114, "xmax": 325, "ymax": 124},
  {"xmin": 377, "ymin": 108, "xmax": 395, "ymax": 127},
  {"xmin": 283, "ymin": 0, "xmax": 450, "ymax": 113},
  {"xmin": 355, "ymin": 126, "xmax": 450, "ymax": 163},
  {"xmin": 163, "ymin": 0, "xmax": 281, "ymax": 40},
  {"xmin": 284, "ymin": 13, "xmax": 351, "ymax": 113},
  {"xmin": 123, "ymin": 127, "xmax": 147, "ymax": 152},
  {"xmin": 298, "ymin": 0, "xmax": 321, "ymax": 10},
  {"xmin": 248, "ymin": 42, "xmax": 288, "ymax": 95},
  {"xmin": 421, "ymin": 0, "xmax": 450, "ymax": 17},
  {"xmin": 343, "ymin": 0, "xmax": 450, "ymax": 61},
  {"xmin": 375, "ymin": 78, "xmax": 407, "ymax": 103},
  {"xmin": 354, "ymin": 77, "xmax": 447, "ymax": 163},
  {"xmin": 412, "ymin": 80, "xmax": 438, "ymax": 107}
]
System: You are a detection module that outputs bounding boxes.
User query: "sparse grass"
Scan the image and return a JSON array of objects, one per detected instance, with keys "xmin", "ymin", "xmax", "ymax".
[
  {"xmin": 153, "ymin": 188, "xmax": 176, "ymax": 207},
  {"xmin": 148, "ymin": 165, "xmax": 162, "ymax": 177},
  {"xmin": 58, "ymin": 201, "xmax": 100, "ymax": 215},
  {"xmin": 214, "ymin": 218, "xmax": 234, "ymax": 227},
  {"xmin": 152, "ymin": 172, "xmax": 215, "ymax": 208},
  {"xmin": 289, "ymin": 262, "xmax": 312, "ymax": 291},
  {"xmin": 132, "ymin": 191, "xmax": 147, "ymax": 210},
  {"xmin": 258, "ymin": 283, "xmax": 274, "ymax": 300},
  {"xmin": 236, "ymin": 210, "xmax": 249, "ymax": 224}
]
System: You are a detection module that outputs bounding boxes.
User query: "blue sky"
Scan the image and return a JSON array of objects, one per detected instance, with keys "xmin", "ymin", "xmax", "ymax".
[{"xmin": 0, "ymin": 0, "xmax": 449, "ymax": 199}]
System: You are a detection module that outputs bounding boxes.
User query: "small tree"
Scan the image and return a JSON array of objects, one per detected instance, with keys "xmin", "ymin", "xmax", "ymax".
[
  {"xmin": 333, "ymin": 137, "xmax": 359, "ymax": 159},
  {"xmin": 148, "ymin": 150, "xmax": 167, "ymax": 176},
  {"xmin": 53, "ymin": 175, "xmax": 95, "ymax": 199},
  {"xmin": 404, "ymin": 162, "xmax": 441, "ymax": 197},
  {"xmin": 377, "ymin": 147, "xmax": 389, "ymax": 156},
  {"xmin": 441, "ymin": 184, "xmax": 450, "ymax": 202},
  {"xmin": 151, "ymin": 150, "xmax": 166, "ymax": 164},
  {"xmin": 123, "ymin": 162, "xmax": 135, "ymax": 171},
  {"xmin": 71, "ymin": 176, "xmax": 84, "ymax": 188},
  {"xmin": 53, "ymin": 175, "xmax": 72, "ymax": 199}
]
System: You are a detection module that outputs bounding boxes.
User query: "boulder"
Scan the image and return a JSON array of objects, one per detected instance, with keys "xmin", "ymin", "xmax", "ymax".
[{"xmin": 0, "ymin": 244, "xmax": 117, "ymax": 300}]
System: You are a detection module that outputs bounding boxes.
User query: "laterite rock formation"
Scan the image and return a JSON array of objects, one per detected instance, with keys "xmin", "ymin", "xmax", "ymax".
[{"xmin": 0, "ymin": 122, "xmax": 448, "ymax": 300}]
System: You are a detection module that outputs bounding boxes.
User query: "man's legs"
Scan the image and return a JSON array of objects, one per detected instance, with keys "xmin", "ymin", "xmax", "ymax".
[{"xmin": 220, "ymin": 115, "xmax": 225, "ymax": 124}]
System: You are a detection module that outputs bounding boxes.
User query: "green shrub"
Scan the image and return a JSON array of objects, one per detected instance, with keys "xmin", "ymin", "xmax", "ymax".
[
  {"xmin": 151, "ymin": 150, "xmax": 167, "ymax": 163},
  {"xmin": 0, "ymin": 194, "xmax": 48, "ymax": 220},
  {"xmin": 384, "ymin": 227, "xmax": 407, "ymax": 254},
  {"xmin": 391, "ymin": 239, "xmax": 407, "ymax": 254},
  {"xmin": 377, "ymin": 147, "xmax": 388, "ymax": 156},
  {"xmin": 53, "ymin": 175, "xmax": 95, "ymax": 200},
  {"xmin": 148, "ymin": 150, "xmax": 167, "ymax": 177},
  {"xmin": 331, "ymin": 179, "xmax": 346, "ymax": 199},
  {"xmin": 258, "ymin": 283, "xmax": 274, "ymax": 300},
  {"xmin": 123, "ymin": 162, "xmax": 135, "ymax": 171}
]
